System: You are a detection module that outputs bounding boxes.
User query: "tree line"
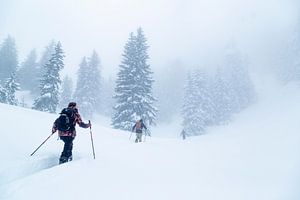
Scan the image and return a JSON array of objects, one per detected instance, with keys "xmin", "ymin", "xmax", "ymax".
[{"xmin": 0, "ymin": 27, "xmax": 279, "ymax": 136}]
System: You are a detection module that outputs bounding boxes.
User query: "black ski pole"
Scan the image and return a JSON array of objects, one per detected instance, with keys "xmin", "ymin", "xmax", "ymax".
[
  {"xmin": 30, "ymin": 132, "xmax": 55, "ymax": 156},
  {"xmin": 89, "ymin": 120, "xmax": 96, "ymax": 159}
]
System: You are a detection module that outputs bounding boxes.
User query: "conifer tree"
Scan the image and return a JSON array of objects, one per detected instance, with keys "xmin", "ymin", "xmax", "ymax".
[
  {"xmin": 181, "ymin": 70, "xmax": 215, "ymax": 135},
  {"xmin": 33, "ymin": 42, "xmax": 64, "ymax": 113},
  {"xmin": 17, "ymin": 49, "xmax": 38, "ymax": 91},
  {"xmin": 32, "ymin": 41, "xmax": 56, "ymax": 96},
  {"xmin": 0, "ymin": 85, "xmax": 7, "ymax": 103},
  {"xmin": 224, "ymin": 45, "xmax": 255, "ymax": 113},
  {"xmin": 73, "ymin": 51, "xmax": 102, "ymax": 119},
  {"xmin": 0, "ymin": 36, "xmax": 18, "ymax": 83},
  {"xmin": 4, "ymin": 72, "xmax": 20, "ymax": 105},
  {"xmin": 211, "ymin": 67, "xmax": 233, "ymax": 124},
  {"xmin": 278, "ymin": 17, "xmax": 300, "ymax": 83},
  {"xmin": 181, "ymin": 72, "xmax": 199, "ymax": 135},
  {"xmin": 112, "ymin": 28, "xmax": 157, "ymax": 131},
  {"xmin": 59, "ymin": 76, "xmax": 73, "ymax": 109},
  {"xmin": 101, "ymin": 77, "xmax": 115, "ymax": 116}
]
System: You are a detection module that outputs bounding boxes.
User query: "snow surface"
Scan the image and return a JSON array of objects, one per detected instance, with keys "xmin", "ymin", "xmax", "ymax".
[{"xmin": 0, "ymin": 77, "xmax": 300, "ymax": 200}]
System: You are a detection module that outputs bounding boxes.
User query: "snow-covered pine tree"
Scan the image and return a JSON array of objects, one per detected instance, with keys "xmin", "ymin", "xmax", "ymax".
[
  {"xmin": 101, "ymin": 76, "xmax": 115, "ymax": 116},
  {"xmin": 88, "ymin": 51, "xmax": 102, "ymax": 115},
  {"xmin": 73, "ymin": 57, "xmax": 88, "ymax": 114},
  {"xmin": 59, "ymin": 76, "xmax": 73, "ymax": 109},
  {"xmin": 32, "ymin": 41, "xmax": 56, "ymax": 96},
  {"xmin": 277, "ymin": 17, "xmax": 300, "ymax": 83},
  {"xmin": 0, "ymin": 36, "xmax": 18, "ymax": 84},
  {"xmin": 112, "ymin": 28, "xmax": 157, "ymax": 131},
  {"xmin": 4, "ymin": 72, "xmax": 20, "ymax": 105},
  {"xmin": 0, "ymin": 85, "xmax": 7, "ymax": 103},
  {"xmin": 182, "ymin": 72, "xmax": 200, "ymax": 136},
  {"xmin": 32, "ymin": 42, "xmax": 64, "ymax": 113},
  {"xmin": 224, "ymin": 45, "xmax": 255, "ymax": 113},
  {"xmin": 112, "ymin": 33, "xmax": 136, "ymax": 130},
  {"xmin": 17, "ymin": 49, "xmax": 38, "ymax": 91},
  {"xmin": 194, "ymin": 70, "xmax": 216, "ymax": 127},
  {"xmin": 73, "ymin": 51, "xmax": 102, "ymax": 119},
  {"xmin": 211, "ymin": 67, "xmax": 233, "ymax": 124},
  {"xmin": 181, "ymin": 69, "xmax": 214, "ymax": 136}
]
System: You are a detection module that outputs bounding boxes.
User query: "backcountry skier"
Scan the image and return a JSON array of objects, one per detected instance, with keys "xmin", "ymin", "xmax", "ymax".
[
  {"xmin": 52, "ymin": 102, "xmax": 91, "ymax": 164},
  {"xmin": 132, "ymin": 119, "xmax": 147, "ymax": 143}
]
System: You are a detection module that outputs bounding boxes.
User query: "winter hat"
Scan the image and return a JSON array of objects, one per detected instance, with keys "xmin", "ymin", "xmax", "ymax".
[{"xmin": 68, "ymin": 102, "xmax": 77, "ymax": 107}]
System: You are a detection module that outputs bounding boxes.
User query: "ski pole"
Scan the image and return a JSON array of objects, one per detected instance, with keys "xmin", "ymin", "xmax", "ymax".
[
  {"xmin": 144, "ymin": 131, "xmax": 147, "ymax": 142},
  {"xmin": 129, "ymin": 131, "xmax": 133, "ymax": 140},
  {"xmin": 147, "ymin": 129, "xmax": 151, "ymax": 137},
  {"xmin": 30, "ymin": 132, "xmax": 55, "ymax": 156},
  {"xmin": 89, "ymin": 120, "xmax": 96, "ymax": 159}
]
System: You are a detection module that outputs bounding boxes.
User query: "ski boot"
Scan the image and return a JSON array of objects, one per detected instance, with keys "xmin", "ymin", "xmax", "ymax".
[{"xmin": 59, "ymin": 156, "xmax": 68, "ymax": 164}]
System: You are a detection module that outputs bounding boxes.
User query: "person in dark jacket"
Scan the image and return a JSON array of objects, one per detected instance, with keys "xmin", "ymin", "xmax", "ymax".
[
  {"xmin": 180, "ymin": 129, "xmax": 187, "ymax": 140},
  {"xmin": 52, "ymin": 102, "xmax": 91, "ymax": 164},
  {"xmin": 132, "ymin": 119, "xmax": 147, "ymax": 143}
]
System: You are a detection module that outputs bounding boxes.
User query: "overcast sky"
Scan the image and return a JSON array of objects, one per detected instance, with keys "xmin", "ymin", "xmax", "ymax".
[{"xmin": 1, "ymin": 0, "xmax": 299, "ymax": 78}]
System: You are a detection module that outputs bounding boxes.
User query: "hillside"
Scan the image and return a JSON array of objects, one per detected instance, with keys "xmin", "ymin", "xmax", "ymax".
[{"xmin": 0, "ymin": 79, "xmax": 299, "ymax": 200}]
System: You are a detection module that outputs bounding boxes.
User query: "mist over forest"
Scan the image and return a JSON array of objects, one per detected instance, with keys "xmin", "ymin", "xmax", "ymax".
[{"xmin": 1, "ymin": 0, "xmax": 300, "ymax": 136}]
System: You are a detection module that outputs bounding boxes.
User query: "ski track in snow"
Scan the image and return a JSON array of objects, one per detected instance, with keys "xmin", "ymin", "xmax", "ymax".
[{"xmin": 0, "ymin": 156, "xmax": 58, "ymax": 186}]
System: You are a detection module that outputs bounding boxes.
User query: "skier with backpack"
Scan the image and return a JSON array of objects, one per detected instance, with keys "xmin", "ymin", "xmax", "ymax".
[
  {"xmin": 52, "ymin": 102, "xmax": 91, "ymax": 164},
  {"xmin": 132, "ymin": 119, "xmax": 147, "ymax": 143}
]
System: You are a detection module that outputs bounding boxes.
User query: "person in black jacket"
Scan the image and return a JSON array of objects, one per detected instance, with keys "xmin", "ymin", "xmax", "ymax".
[
  {"xmin": 132, "ymin": 119, "xmax": 147, "ymax": 143},
  {"xmin": 52, "ymin": 102, "xmax": 91, "ymax": 164}
]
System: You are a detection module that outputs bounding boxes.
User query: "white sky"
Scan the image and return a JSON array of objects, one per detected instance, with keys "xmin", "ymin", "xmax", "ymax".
[{"xmin": 1, "ymin": 0, "xmax": 299, "ymax": 78}]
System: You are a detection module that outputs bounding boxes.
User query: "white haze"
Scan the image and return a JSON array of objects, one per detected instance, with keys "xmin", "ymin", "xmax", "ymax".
[{"xmin": 1, "ymin": 0, "xmax": 299, "ymax": 78}]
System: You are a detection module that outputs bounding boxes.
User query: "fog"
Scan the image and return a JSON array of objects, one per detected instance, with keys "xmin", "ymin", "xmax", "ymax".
[{"xmin": 1, "ymin": 0, "xmax": 299, "ymax": 78}]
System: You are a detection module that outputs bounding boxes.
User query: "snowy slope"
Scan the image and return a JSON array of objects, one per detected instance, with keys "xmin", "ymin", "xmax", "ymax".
[{"xmin": 0, "ymin": 79, "xmax": 300, "ymax": 200}]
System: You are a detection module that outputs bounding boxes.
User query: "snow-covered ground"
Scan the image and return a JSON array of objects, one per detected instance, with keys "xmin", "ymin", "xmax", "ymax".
[{"xmin": 0, "ymin": 78, "xmax": 299, "ymax": 200}]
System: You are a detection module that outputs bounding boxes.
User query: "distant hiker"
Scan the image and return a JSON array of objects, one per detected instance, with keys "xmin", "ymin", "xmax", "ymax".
[
  {"xmin": 52, "ymin": 102, "xmax": 91, "ymax": 164},
  {"xmin": 132, "ymin": 119, "xmax": 147, "ymax": 143},
  {"xmin": 180, "ymin": 129, "xmax": 187, "ymax": 140}
]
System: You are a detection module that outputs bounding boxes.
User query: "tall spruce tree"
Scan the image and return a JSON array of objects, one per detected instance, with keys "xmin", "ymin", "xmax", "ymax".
[
  {"xmin": 59, "ymin": 76, "xmax": 73, "ymax": 109},
  {"xmin": 4, "ymin": 72, "xmax": 20, "ymax": 105},
  {"xmin": 0, "ymin": 85, "xmax": 6, "ymax": 103},
  {"xmin": 181, "ymin": 70, "xmax": 215, "ymax": 135},
  {"xmin": 224, "ymin": 45, "xmax": 255, "ymax": 113},
  {"xmin": 0, "ymin": 36, "xmax": 18, "ymax": 84},
  {"xmin": 17, "ymin": 49, "xmax": 38, "ymax": 91},
  {"xmin": 32, "ymin": 41, "xmax": 56, "ymax": 96},
  {"xmin": 73, "ymin": 51, "xmax": 102, "ymax": 119},
  {"xmin": 181, "ymin": 72, "xmax": 200, "ymax": 135},
  {"xmin": 112, "ymin": 28, "xmax": 157, "ymax": 131},
  {"xmin": 101, "ymin": 76, "xmax": 115, "ymax": 116},
  {"xmin": 32, "ymin": 42, "xmax": 64, "ymax": 113},
  {"xmin": 278, "ymin": 17, "xmax": 300, "ymax": 83},
  {"xmin": 211, "ymin": 67, "xmax": 233, "ymax": 124}
]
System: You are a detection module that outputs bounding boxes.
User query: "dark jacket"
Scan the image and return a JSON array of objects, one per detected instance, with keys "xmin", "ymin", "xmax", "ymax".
[
  {"xmin": 132, "ymin": 121, "xmax": 147, "ymax": 133},
  {"xmin": 52, "ymin": 108, "xmax": 90, "ymax": 137}
]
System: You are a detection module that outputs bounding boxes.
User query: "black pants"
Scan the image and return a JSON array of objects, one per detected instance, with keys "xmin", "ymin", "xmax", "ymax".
[{"xmin": 60, "ymin": 136, "xmax": 74, "ymax": 159}]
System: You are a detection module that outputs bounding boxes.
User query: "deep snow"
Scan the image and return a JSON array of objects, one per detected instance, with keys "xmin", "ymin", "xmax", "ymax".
[{"xmin": 0, "ymin": 77, "xmax": 299, "ymax": 200}]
